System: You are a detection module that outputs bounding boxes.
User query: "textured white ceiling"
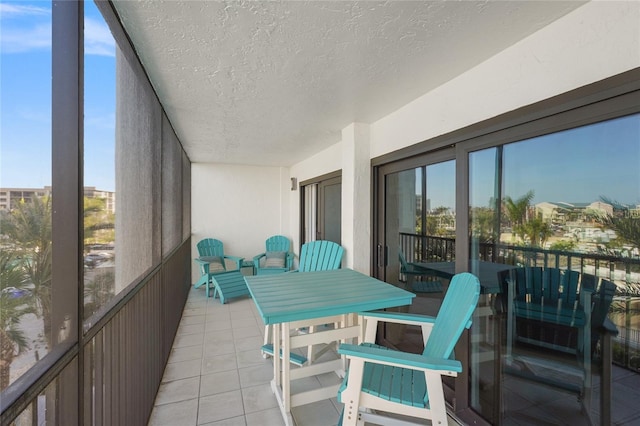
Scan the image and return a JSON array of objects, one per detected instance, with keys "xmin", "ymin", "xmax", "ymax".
[{"xmin": 112, "ymin": 1, "xmax": 585, "ymax": 166}]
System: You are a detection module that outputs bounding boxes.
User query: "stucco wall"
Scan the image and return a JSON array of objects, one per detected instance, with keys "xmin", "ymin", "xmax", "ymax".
[
  {"xmin": 191, "ymin": 163, "xmax": 290, "ymax": 279},
  {"xmin": 370, "ymin": 1, "xmax": 640, "ymax": 158}
]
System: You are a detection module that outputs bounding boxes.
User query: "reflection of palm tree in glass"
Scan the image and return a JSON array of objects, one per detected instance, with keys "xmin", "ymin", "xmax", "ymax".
[
  {"xmin": 0, "ymin": 252, "xmax": 35, "ymax": 390},
  {"xmin": 504, "ymin": 190, "xmax": 534, "ymax": 243},
  {"xmin": 597, "ymin": 199, "xmax": 640, "ymax": 298},
  {"xmin": 1, "ymin": 196, "xmax": 52, "ymax": 348},
  {"xmin": 598, "ymin": 213, "xmax": 640, "ymax": 250},
  {"xmin": 471, "ymin": 207, "xmax": 495, "ymax": 243},
  {"xmin": 597, "ymin": 201, "xmax": 640, "ymax": 370},
  {"xmin": 521, "ymin": 215, "xmax": 552, "ymax": 247}
]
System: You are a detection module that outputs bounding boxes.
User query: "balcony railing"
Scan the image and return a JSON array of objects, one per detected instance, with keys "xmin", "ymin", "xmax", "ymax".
[
  {"xmin": 0, "ymin": 239, "xmax": 191, "ymax": 424},
  {"xmin": 399, "ymin": 232, "xmax": 640, "ymax": 372}
]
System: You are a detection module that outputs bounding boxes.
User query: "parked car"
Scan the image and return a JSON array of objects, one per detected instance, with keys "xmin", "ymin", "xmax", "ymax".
[{"xmin": 84, "ymin": 253, "xmax": 107, "ymax": 268}]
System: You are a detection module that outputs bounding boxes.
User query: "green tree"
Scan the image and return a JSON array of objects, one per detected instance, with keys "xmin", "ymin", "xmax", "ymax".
[
  {"xmin": 549, "ymin": 240, "xmax": 576, "ymax": 251},
  {"xmin": 596, "ymin": 199, "xmax": 640, "ymax": 361},
  {"xmin": 425, "ymin": 215, "xmax": 438, "ymax": 236},
  {"xmin": 521, "ymin": 215, "xmax": 552, "ymax": 247},
  {"xmin": 0, "ymin": 196, "xmax": 52, "ymax": 348},
  {"xmin": 503, "ymin": 190, "xmax": 534, "ymax": 243},
  {"xmin": 0, "ymin": 252, "xmax": 35, "ymax": 390},
  {"xmin": 471, "ymin": 207, "xmax": 495, "ymax": 243},
  {"xmin": 599, "ymin": 215, "xmax": 640, "ymax": 249},
  {"xmin": 84, "ymin": 270, "xmax": 115, "ymax": 320},
  {"xmin": 84, "ymin": 197, "xmax": 115, "ymax": 249}
]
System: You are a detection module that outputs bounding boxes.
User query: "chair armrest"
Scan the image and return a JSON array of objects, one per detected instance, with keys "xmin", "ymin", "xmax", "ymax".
[
  {"xmin": 223, "ymin": 255, "xmax": 244, "ymax": 269},
  {"xmin": 601, "ymin": 318, "xmax": 619, "ymax": 336},
  {"xmin": 360, "ymin": 310, "xmax": 437, "ymax": 326},
  {"xmin": 194, "ymin": 257, "xmax": 209, "ymax": 266},
  {"xmin": 338, "ymin": 343, "xmax": 462, "ymax": 372},
  {"xmin": 253, "ymin": 253, "xmax": 266, "ymax": 268}
]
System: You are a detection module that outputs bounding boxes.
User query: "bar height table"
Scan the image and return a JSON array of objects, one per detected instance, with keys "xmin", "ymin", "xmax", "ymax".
[{"xmin": 245, "ymin": 268, "xmax": 415, "ymax": 426}]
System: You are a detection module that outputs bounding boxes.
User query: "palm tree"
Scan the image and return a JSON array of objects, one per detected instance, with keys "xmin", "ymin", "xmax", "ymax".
[
  {"xmin": 503, "ymin": 190, "xmax": 534, "ymax": 243},
  {"xmin": 0, "ymin": 196, "xmax": 53, "ymax": 348},
  {"xmin": 471, "ymin": 206, "xmax": 495, "ymax": 243},
  {"xmin": 0, "ymin": 252, "xmax": 34, "ymax": 390},
  {"xmin": 84, "ymin": 270, "xmax": 115, "ymax": 320},
  {"xmin": 84, "ymin": 197, "xmax": 114, "ymax": 249},
  {"xmin": 596, "ymin": 198, "xmax": 640, "ymax": 368},
  {"xmin": 521, "ymin": 215, "xmax": 553, "ymax": 247},
  {"xmin": 599, "ymin": 215, "xmax": 640, "ymax": 249}
]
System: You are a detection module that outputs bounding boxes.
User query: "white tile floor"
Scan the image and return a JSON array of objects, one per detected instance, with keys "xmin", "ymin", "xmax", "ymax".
[
  {"xmin": 148, "ymin": 285, "xmax": 344, "ymax": 426},
  {"xmin": 148, "ymin": 285, "xmax": 461, "ymax": 426}
]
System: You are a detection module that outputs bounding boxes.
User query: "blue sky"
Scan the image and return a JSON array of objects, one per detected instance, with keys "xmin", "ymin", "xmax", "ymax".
[
  {"xmin": 469, "ymin": 114, "xmax": 640, "ymax": 207},
  {"xmin": 1, "ymin": 0, "xmax": 116, "ymax": 191}
]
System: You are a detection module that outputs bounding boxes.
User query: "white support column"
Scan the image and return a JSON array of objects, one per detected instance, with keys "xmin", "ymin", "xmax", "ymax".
[{"xmin": 341, "ymin": 123, "xmax": 371, "ymax": 273}]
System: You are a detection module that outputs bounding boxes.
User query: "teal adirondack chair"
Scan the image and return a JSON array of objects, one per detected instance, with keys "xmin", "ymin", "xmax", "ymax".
[
  {"xmin": 298, "ymin": 240, "xmax": 345, "ymax": 361},
  {"xmin": 193, "ymin": 238, "xmax": 244, "ymax": 298},
  {"xmin": 398, "ymin": 249, "xmax": 443, "ymax": 293},
  {"xmin": 262, "ymin": 240, "xmax": 345, "ymax": 365},
  {"xmin": 297, "ymin": 240, "xmax": 344, "ymax": 272},
  {"xmin": 253, "ymin": 235, "xmax": 293, "ymax": 275},
  {"xmin": 337, "ymin": 272, "xmax": 480, "ymax": 426}
]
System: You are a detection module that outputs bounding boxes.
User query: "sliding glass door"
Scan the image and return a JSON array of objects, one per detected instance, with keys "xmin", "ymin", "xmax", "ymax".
[
  {"xmin": 374, "ymin": 149, "xmax": 457, "ymax": 396},
  {"xmin": 301, "ymin": 172, "xmax": 341, "ymax": 245}
]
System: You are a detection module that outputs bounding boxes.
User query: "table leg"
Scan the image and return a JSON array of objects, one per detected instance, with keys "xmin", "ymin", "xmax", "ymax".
[
  {"xmin": 271, "ymin": 315, "xmax": 364, "ymax": 425},
  {"xmin": 273, "ymin": 322, "xmax": 281, "ymax": 388},
  {"xmin": 283, "ymin": 321, "xmax": 291, "ymax": 412},
  {"xmin": 271, "ymin": 322, "xmax": 294, "ymax": 426}
]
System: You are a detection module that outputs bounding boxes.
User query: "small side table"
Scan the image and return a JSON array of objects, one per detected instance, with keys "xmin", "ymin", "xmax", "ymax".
[{"xmin": 240, "ymin": 259, "xmax": 255, "ymax": 276}]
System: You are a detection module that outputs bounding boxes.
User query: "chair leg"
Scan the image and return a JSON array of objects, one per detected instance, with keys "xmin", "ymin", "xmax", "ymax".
[
  {"xmin": 262, "ymin": 325, "xmax": 272, "ymax": 359},
  {"xmin": 194, "ymin": 274, "xmax": 209, "ymax": 289},
  {"xmin": 425, "ymin": 371, "xmax": 448, "ymax": 426},
  {"xmin": 340, "ymin": 359, "xmax": 365, "ymax": 426}
]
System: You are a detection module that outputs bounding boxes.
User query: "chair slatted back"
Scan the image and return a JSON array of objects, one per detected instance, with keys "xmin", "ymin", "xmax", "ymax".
[
  {"xmin": 591, "ymin": 277, "xmax": 617, "ymax": 328},
  {"xmin": 197, "ymin": 238, "xmax": 225, "ymax": 258},
  {"xmin": 423, "ymin": 272, "xmax": 480, "ymax": 359},
  {"xmin": 265, "ymin": 235, "xmax": 290, "ymax": 253},
  {"xmin": 507, "ymin": 266, "xmax": 583, "ymax": 308},
  {"xmin": 398, "ymin": 250, "xmax": 411, "ymax": 274},
  {"xmin": 299, "ymin": 240, "xmax": 344, "ymax": 272}
]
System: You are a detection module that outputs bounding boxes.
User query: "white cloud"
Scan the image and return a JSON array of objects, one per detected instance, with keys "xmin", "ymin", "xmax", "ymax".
[
  {"xmin": 0, "ymin": 3, "xmax": 50, "ymax": 17},
  {"xmin": 0, "ymin": 6, "xmax": 114, "ymax": 56},
  {"xmin": 1, "ymin": 23, "xmax": 51, "ymax": 53},
  {"xmin": 84, "ymin": 17, "xmax": 115, "ymax": 57},
  {"xmin": 1, "ymin": 3, "xmax": 51, "ymax": 53}
]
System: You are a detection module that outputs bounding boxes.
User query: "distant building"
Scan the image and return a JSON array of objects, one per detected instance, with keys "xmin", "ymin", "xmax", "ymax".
[
  {"xmin": 535, "ymin": 201, "xmax": 560, "ymax": 222},
  {"xmin": 0, "ymin": 186, "xmax": 115, "ymax": 214},
  {"xmin": 629, "ymin": 205, "xmax": 640, "ymax": 218},
  {"xmin": 534, "ymin": 200, "xmax": 613, "ymax": 224},
  {"xmin": 586, "ymin": 201, "xmax": 614, "ymax": 217},
  {"xmin": 84, "ymin": 187, "xmax": 116, "ymax": 213},
  {"xmin": 0, "ymin": 187, "xmax": 50, "ymax": 211}
]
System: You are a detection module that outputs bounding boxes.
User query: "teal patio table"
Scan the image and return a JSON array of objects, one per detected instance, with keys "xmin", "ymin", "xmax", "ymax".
[
  {"xmin": 244, "ymin": 268, "xmax": 415, "ymax": 426},
  {"xmin": 412, "ymin": 260, "xmax": 515, "ymax": 294}
]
